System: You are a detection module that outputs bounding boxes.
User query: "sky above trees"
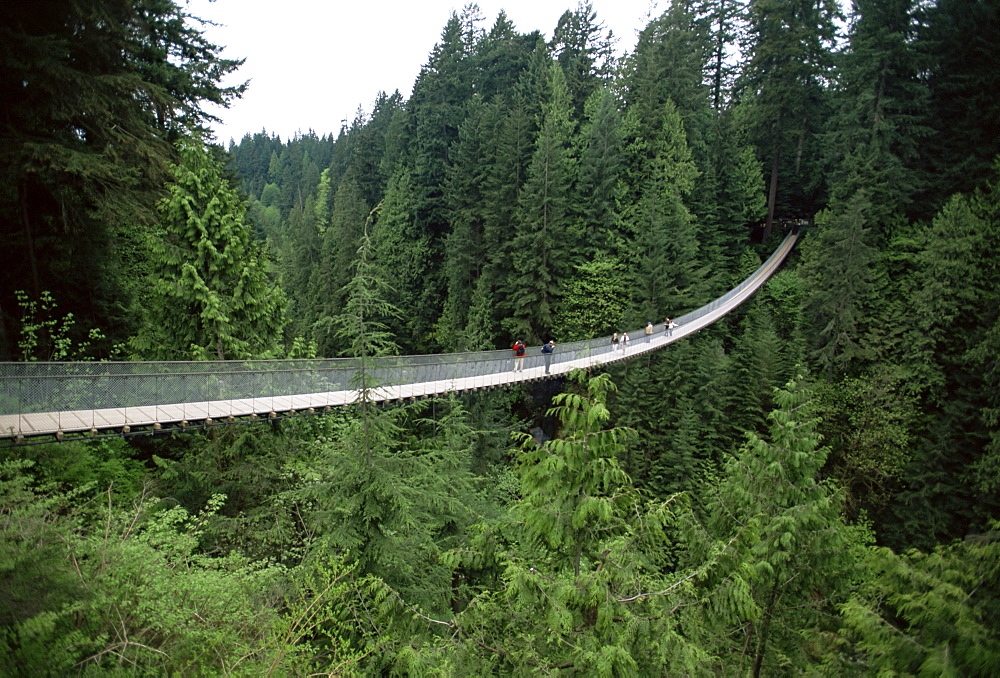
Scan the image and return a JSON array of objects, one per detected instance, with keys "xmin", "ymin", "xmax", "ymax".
[{"xmin": 188, "ymin": 0, "xmax": 659, "ymax": 143}]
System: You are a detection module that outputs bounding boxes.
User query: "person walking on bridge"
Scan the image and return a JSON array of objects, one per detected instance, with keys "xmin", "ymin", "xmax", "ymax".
[
  {"xmin": 645, "ymin": 321, "xmax": 653, "ymax": 342},
  {"xmin": 512, "ymin": 340, "xmax": 526, "ymax": 372}
]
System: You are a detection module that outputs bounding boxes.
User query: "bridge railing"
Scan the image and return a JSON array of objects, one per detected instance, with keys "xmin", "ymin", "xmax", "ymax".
[{"xmin": 0, "ymin": 231, "xmax": 796, "ymax": 419}]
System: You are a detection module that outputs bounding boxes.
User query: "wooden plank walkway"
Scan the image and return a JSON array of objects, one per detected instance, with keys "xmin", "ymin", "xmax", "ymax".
[{"xmin": 0, "ymin": 232, "xmax": 796, "ymax": 440}]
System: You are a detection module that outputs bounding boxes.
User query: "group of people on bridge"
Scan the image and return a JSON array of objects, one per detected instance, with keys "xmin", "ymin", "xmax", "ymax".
[
  {"xmin": 511, "ymin": 316, "xmax": 680, "ymax": 376},
  {"xmin": 511, "ymin": 339, "xmax": 556, "ymax": 374}
]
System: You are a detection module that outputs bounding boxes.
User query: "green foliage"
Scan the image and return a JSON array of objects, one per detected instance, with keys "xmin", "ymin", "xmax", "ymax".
[
  {"xmin": 376, "ymin": 170, "xmax": 431, "ymax": 354},
  {"xmin": 915, "ymin": 0, "xmax": 1000, "ymax": 211},
  {"xmin": 736, "ymin": 0, "xmax": 841, "ymax": 226},
  {"xmin": 0, "ymin": 0, "xmax": 245, "ymax": 358},
  {"xmin": 417, "ymin": 371, "xmax": 711, "ymax": 674},
  {"xmin": 507, "ymin": 63, "xmax": 578, "ymax": 342},
  {"xmin": 515, "ymin": 371, "xmax": 635, "ymax": 571},
  {"xmin": 312, "ymin": 180, "xmax": 372, "ymax": 356},
  {"xmin": 9, "ymin": 438, "xmax": 145, "ymax": 502},
  {"xmin": 0, "ymin": 463, "xmax": 372, "ymax": 676},
  {"xmin": 14, "ymin": 290, "xmax": 109, "ymax": 361},
  {"xmin": 799, "ymin": 194, "xmax": 879, "ymax": 373},
  {"xmin": 0, "ymin": 460, "xmax": 84, "ymax": 634},
  {"xmin": 549, "ymin": 2, "xmax": 615, "ymax": 117},
  {"xmin": 284, "ymin": 398, "xmax": 480, "ymax": 616},
  {"xmin": 555, "ymin": 255, "xmax": 628, "ymax": 340},
  {"xmin": 612, "ymin": 337, "xmax": 735, "ymax": 499},
  {"xmin": 839, "ymin": 528, "xmax": 1000, "ymax": 676},
  {"xmin": 622, "ymin": 99, "xmax": 706, "ymax": 325},
  {"xmin": 883, "ymin": 171, "xmax": 1000, "ymax": 547},
  {"xmin": 815, "ymin": 370, "xmax": 916, "ymax": 521},
  {"xmin": 131, "ymin": 139, "xmax": 288, "ymax": 360},
  {"xmin": 333, "ymin": 206, "xmax": 402, "ymax": 365},
  {"xmin": 690, "ymin": 377, "xmax": 858, "ymax": 675},
  {"xmin": 151, "ymin": 423, "xmax": 323, "ymax": 564},
  {"xmin": 824, "ymin": 0, "xmax": 929, "ymax": 237},
  {"xmin": 573, "ymin": 88, "xmax": 627, "ymax": 261}
]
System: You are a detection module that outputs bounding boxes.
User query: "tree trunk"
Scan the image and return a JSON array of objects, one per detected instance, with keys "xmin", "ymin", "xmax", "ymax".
[
  {"xmin": 752, "ymin": 571, "xmax": 782, "ymax": 678},
  {"xmin": 765, "ymin": 147, "xmax": 780, "ymax": 242},
  {"xmin": 18, "ymin": 183, "xmax": 41, "ymax": 298}
]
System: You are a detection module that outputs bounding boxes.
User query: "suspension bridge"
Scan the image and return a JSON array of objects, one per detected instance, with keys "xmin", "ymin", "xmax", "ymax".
[{"xmin": 0, "ymin": 231, "xmax": 799, "ymax": 442}]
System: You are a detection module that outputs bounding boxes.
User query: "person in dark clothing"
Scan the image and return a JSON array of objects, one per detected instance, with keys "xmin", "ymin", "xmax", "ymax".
[{"xmin": 541, "ymin": 340, "xmax": 555, "ymax": 374}]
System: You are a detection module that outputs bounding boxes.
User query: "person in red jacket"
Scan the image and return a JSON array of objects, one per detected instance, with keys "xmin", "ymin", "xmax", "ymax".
[{"xmin": 512, "ymin": 340, "xmax": 526, "ymax": 372}]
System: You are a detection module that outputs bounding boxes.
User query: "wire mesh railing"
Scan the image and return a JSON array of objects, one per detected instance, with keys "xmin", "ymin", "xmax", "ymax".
[{"xmin": 0, "ymin": 230, "xmax": 797, "ymax": 438}]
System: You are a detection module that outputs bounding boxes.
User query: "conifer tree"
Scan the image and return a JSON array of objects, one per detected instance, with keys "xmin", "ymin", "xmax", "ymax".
[
  {"xmin": 370, "ymin": 170, "xmax": 432, "ymax": 352},
  {"xmin": 288, "ymin": 217, "xmax": 477, "ymax": 613},
  {"xmin": 623, "ymin": 100, "xmax": 705, "ymax": 325},
  {"xmin": 839, "ymin": 528, "xmax": 1000, "ymax": 675},
  {"xmin": 690, "ymin": 378, "xmax": 855, "ymax": 676},
  {"xmin": 573, "ymin": 88, "xmax": 626, "ymax": 261},
  {"xmin": 615, "ymin": 338, "xmax": 734, "ymax": 497},
  {"xmin": 824, "ymin": 0, "xmax": 928, "ymax": 239},
  {"xmin": 724, "ymin": 299, "xmax": 786, "ymax": 436},
  {"xmin": 474, "ymin": 11, "xmax": 538, "ymax": 102},
  {"xmin": 281, "ymin": 187, "xmax": 324, "ymax": 340},
  {"xmin": 799, "ymin": 191, "xmax": 878, "ymax": 374},
  {"xmin": 472, "ymin": 92, "xmax": 539, "ymax": 347},
  {"xmin": 507, "ymin": 64, "xmax": 578, "ymax": 342},
  {"xmin": 814, "ymin": 369, "xmax": 916, "ymax": 522},
  {"xmin": 549, "ymin": 2, "xmax": 615, "ymax": 118},
  {"xmin": 426, "ymin": 371, "xmax": 708, "ymax": 674},
  {"xmin": 914, "ymin": 0, "xmax": 1000, "ymax": 211},
  {"xmin": 737, "ymin": 0, "xmax": 841, "ymax": 235},
  {"xmin": 697, "ymin": 0, "xmax": 748, "ymax": 111},
  {"xmin": 131, "ymin": 140, "xmax": 286, "ymax": 360},
  {"xmin": 625, "ymin": 0, "xmax": 712, "ymax": 163},
  {"xmin": 704, "ymin": 119, "xmax": 768, "ymax": 277},
  {"xmin": 0, "ymin": 0, "xmax": 245, "ymax": 357},
  {"xmin": 311, "ymin": 180, "xmax": 369, "ymax": 355},
  {"xmin": 405, "ymin": 10, "xmax": 482, "ymax": 346},
  {"xmin": 884, "ymin": 170, "xmax": 1000, "ymax": 547},
  {"xmin": 440, "ymin": 99, "xmax": 497, "ymax": 349},
  {"xmin": 554, "ymin": 255, "xmax": 627, "ymax": 341}
]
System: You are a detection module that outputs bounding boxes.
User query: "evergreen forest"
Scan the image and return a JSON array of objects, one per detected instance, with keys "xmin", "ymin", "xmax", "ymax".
[{"xmin": 1, "ymin": 0, "xmax": 999, "ymax": 674}]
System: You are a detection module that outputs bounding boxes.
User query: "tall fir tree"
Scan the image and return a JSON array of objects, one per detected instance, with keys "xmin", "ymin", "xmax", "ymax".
[
  {"xmin": 507, "ymin": 64, "xmax": 578, "ymax": 342},
  {"xmin": 549, "ymin": 2, "xmax": 615, "ymax": 119},
  {"xmin": 884, "ymin": 169, "xmax": 1000, "ymax": 548},
  {"xmin": 824, "ymin": 0, "xmax": 929, "ymax": 240},
  {"xmin": 311, "ymin": 180, "xmax": 369, "ymax": 356},
  {"xmin": 913, "ymin": 0, "xmax": 1000, "ymax": 213},
  {"xmin": 798, "ymin": 191, "xmax": 878, "ymax": 374},
  {"xmin": 370, "ymin": 170, "xmax": 433, "ymax": 352},
  {"xmin": 572, "ymin": 87, "xmax": 627, "ymax": 262},
  {"xmin": 736, "ymin": 0, "xmax": 841, "ymax": 236},
  {"xmin": 622, "ymin": 100, "xmax": 705, "ymax": 326},
  {"xmin": 131, "ymin": 140, "xmax": 286, "ymax": 361},
  {"xmin": 439, "ymin": 98, "xmax": 498, "ymax": 350},
  {"xmin": 422, "ymin": 371, "xmax": 709, "ymax": 674},
  {"xmin": 286, "ymin": 216, "xmax": 478, "ymax": 620}
]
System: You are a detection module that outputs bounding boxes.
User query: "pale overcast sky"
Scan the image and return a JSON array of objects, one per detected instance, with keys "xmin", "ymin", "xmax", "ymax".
[{"xmin": 186, "ymin": 0, "xmax": 662, "ymax": 144}]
